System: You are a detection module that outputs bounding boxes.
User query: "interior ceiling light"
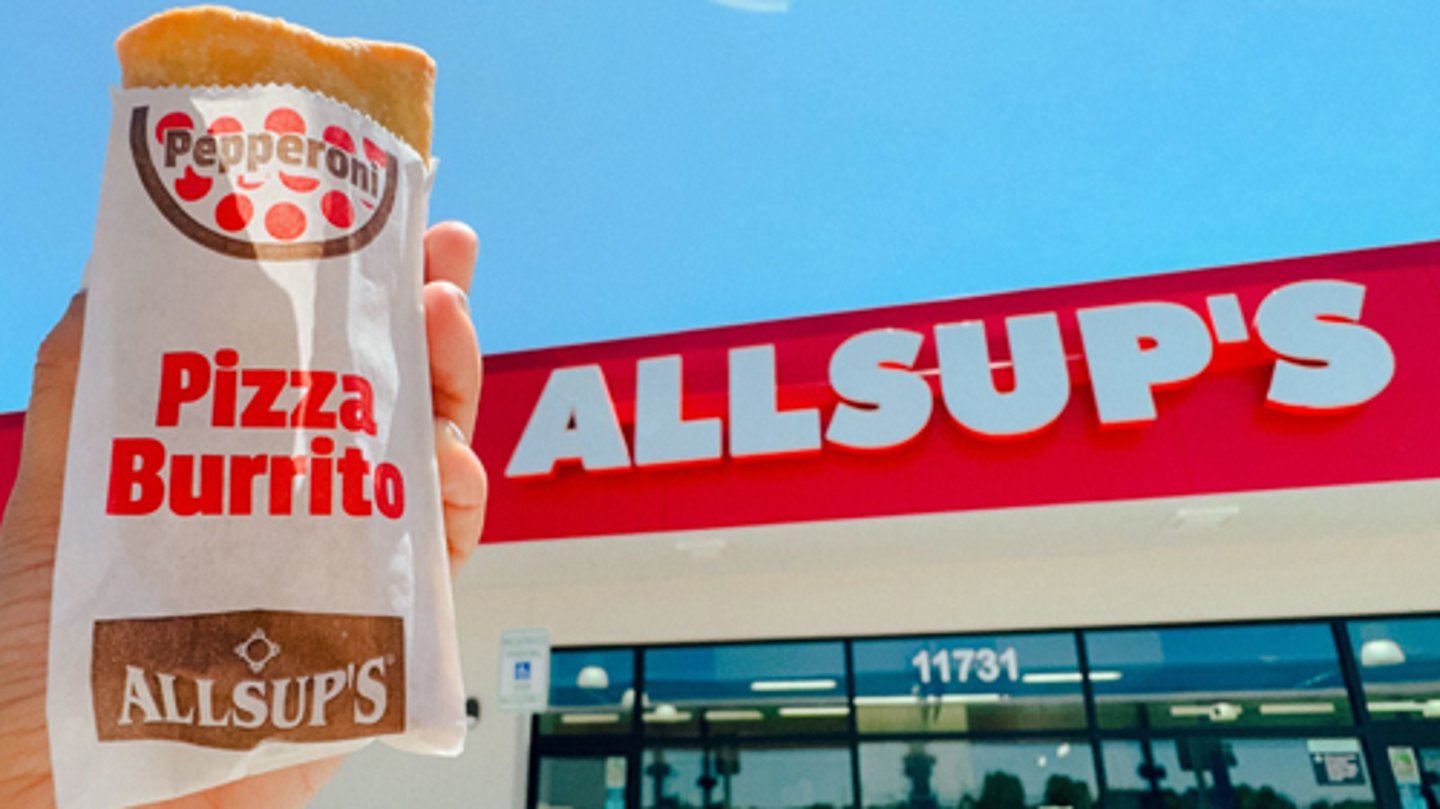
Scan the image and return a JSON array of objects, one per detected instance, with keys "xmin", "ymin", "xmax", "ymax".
[
  {"xmin": 560, "ymin": 713, "xmax": 623, "ymax": 725},
  {"xmin": 576, "ymin": 665, "xmax": 610, "ymax": 690},
  {"xmin": 618, "ymin": 688, "xmax": 652, "ymax": 710},
  {"xmin": 1368, "ymin": 701, "xmax": 1425, "ymax": 713},
  {"xmin": 750, "ymin": 678, "xmax": 838, "ymax": 692},
  {"xmin": 644, "ymin": 705, "xmax": 692, "ymax": 723},
  {"xmin": 852, "ymin": 693, "xmax": 1005, "ymax": 706},
  {"xmin": 1258, "ymin": 702, "xmax": 1336, "ymax": 716},
  {"xmin": 1021, "ymin": 671, "xmax": 1123, "ymax": 684},
  {"xmin": 1022, "ymin": 672, "xmax": 1082, "ymax": 684},
  {"xmin": 1169, "ymin": 702, "xmax": 1243, "ymax": 721},
  {"xmin": 1360, "ymin": 639, "xmax": 1406, "ymax": 668},
  {"xmin": 778, "ymin": 706, "xmax": 850, "ymax": 718},
  {"xmin": 705, "ymin": 709, "xmax": 764, "ymax": 722},
  {"xmin": 853, "ymin": 695, "xmax": 927, "ymax": 706},
  {"xmin": 939, "ymin": 693, "xmax": 1006, "ymax": 704}
]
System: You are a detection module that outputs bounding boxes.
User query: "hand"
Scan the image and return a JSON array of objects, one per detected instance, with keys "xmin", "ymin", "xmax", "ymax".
[{"xmin": 0, "ymin": 222, "xmax": 486, "ymax": 809}]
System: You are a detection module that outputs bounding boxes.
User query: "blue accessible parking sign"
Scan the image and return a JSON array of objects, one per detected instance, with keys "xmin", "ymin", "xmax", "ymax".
[{"xmin": 498, "ymin": 627, "xmax": 551, "ymax": 713}]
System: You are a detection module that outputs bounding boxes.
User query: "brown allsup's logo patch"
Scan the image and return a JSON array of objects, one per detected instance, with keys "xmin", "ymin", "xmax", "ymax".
[
  {"xmin": 92, "ymin": 610, "xmax": 405, "ymax": 750},
  {"xmin": 129, "ymin": 105, "xmax": 398, "ymax": 261}
]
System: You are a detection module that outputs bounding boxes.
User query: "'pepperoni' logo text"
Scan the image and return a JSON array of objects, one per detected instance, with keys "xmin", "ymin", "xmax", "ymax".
[{"xmin": 129, "ymin": 104, "xmax": 397, "ymax": 260}]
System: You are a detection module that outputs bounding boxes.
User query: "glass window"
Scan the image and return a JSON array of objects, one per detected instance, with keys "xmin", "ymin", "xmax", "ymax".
[
  {"xmin": 536, "ymin": 755, "xmax": 628, "ymax": 809},
  {"xmin": 1384, "ymin": 746, "xmax": 1440, "ymax": 809},
  {"xmin": 1348, "ymin": 617, "xmax": 1440, "ymax": 723},
  {"xmin": 539, "ymin": 649, "xmax": 635, "ymax": 737},
  {"xmin": 853, "ymin": 632, "xmax": 1086, "ymax": 733},
  {"xmin": 860, "ymin": 739, "xmax": 1096, "ymax": 809},
  {"xmin": 1084, "ymin": 624, "xmax": 1350, "ymax": 730},
  {"xmin": 1102, "ymin": 738, "xmax": 1375, "ymax": 809},
  {"xmin": 643, "ymin": 642, "xmax": 849, "ymax": 738},
  {"xmin": 642, "ymin": 744, "xmax": 852, "ymax": 809}
]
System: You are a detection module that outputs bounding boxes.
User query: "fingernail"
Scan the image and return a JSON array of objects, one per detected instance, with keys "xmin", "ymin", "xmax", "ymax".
[
  {"xmin": 438, "ymin": 280, "xmax": 469, "ymax": 311},
  {"xmin": 443, "ymin": 418, "xmax": 467, "ymax": 446}
]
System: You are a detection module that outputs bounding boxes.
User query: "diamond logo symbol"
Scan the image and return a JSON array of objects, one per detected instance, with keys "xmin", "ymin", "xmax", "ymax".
[{"xmin": 234, "ymin": 628, "xmax": 282, "ymax": 674}]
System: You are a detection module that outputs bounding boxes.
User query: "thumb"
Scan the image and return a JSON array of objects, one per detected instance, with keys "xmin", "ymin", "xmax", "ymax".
[{"xmin": 2, "ymin": 292, "xmax": 86, "ymax": 548}]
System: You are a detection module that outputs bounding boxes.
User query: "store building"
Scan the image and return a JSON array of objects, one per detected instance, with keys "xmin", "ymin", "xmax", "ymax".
[{"xmin": 3, "ymin": 240, "xmax": 1440, "ymax": 808}]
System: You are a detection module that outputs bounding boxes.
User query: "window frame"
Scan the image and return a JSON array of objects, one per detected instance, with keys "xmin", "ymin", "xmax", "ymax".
[{"xmin": 527, "ymin": 612, "xmax": 1440, "ymax": 809}]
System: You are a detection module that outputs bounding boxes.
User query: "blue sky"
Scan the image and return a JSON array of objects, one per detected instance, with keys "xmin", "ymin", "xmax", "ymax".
[{"xmin": 2, "ymin": 1, "xmax": 1438, "ymax": 413}]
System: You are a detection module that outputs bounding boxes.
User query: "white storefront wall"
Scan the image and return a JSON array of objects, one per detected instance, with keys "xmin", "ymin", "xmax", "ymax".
[{"xmin": 314, "ymin": 478, "xmax": 1440, "ymax": 808}]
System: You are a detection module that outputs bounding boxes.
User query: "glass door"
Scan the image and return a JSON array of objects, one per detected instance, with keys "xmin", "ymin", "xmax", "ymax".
[
  {"xmin": 534, "ymin": 753, "xmax": 630, "ymax": 809},
  {"xmin": 1348, "ymin": 618, "xmax": 1440, "ymax": 809},
  {"xmin": 641, "ymin": 743, "xmax": 853, "ymax": 809},
  {"xmin": 1361, "ymin": 727, "xmax": 1440, "ymax": 809}
]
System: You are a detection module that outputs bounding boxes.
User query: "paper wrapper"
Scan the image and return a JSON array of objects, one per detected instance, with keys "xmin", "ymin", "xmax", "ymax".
[{"xmin": 46, "ymin": 85, "xmax": 465, "ymax": 809}]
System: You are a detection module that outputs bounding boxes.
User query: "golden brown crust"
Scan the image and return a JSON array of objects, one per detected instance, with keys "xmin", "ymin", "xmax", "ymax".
[{"xmin": 116, "ymin": 5, "xmax": 434, "ymax": 160}]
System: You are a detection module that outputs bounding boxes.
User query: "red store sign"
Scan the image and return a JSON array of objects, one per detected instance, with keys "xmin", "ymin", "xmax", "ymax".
[
  {"xmin": 475, "ymin": 241, "xmax": 1440, "ymax": 543},
  {"xmin": 2, "ymin": 242, "xmax": 1438, "ymax": 539}
]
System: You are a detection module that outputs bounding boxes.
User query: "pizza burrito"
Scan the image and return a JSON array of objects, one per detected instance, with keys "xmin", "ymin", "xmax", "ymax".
[
  {"xmin": 118, "ymin": 5, "xmax": 434, "ymax": 159},
  {"xmin": 47, "ymin": 8, "xmax": 464, "ymax": 808}
]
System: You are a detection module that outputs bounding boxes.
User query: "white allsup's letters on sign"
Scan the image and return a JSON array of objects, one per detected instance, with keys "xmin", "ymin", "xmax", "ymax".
[
  {"xmin": 506, "ymin": 365, "xmax": 630, "ymax": 477},
  {"xmin": 634, "ymin": 355, "xmax": 722, "ymax": 466},
  {"xmin": 1078, "ymin": 302, "xmax": 1214, "ymax": 425},
  {"xmin": 504, "ymin": 279, "xmax": 1399, "ymax": 478},
  {"xmin": 826, "ymin": 329, "xmax": 931, "ymax": 451},
  {"xmin": 1254, "ymin": 280, "xmax": 1395, "ymax": 412},
  {"xmin": 728, "ymin": 345, "xmax": 823, "ymax": 459},
  {"xmin": 935, "ymin": 314, "xmax": 1070, "ymax": 437}
]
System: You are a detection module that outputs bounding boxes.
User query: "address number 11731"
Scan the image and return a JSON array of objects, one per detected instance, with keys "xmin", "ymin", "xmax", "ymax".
[{"xmin": 911, "ymin": 647, "xmax": 1019, "ymax": 685}]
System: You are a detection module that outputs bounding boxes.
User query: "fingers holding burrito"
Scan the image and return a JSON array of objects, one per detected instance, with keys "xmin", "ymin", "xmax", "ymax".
[
  {"xmin": 435, "ymin": 417, "xmax": 486, "ymax": 570},
  {"xmin": 422, "ymin": 222, "xmax": 486, "ymax": 568},
  {"xmin": 0, "ymin": 224, "xmax": 484, "ymax": 807},
  {"xmin": 424, "ymin": 222, "xmax": 481, "ymax": 440},
  {"xmin": 424, "ymin": 221, "xmax": 478, "ymax": 295},
  {"xmin": 7, "ymin": 292, "xmax": 85, "ymax": 543},
  {"xmin": 0, "ymin": 292, "xmax": 85, "ymax": 809}
]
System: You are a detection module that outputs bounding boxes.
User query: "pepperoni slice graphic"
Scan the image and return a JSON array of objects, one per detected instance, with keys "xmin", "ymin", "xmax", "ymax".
[
  {"xmin": 155, "ymin": 111, "xmax": 193, "ymax": 145},
  {"xmin": 264, "ymin": 107, "xmax": 306, "ymax": 135},
  {"xmin": 321, "ymin": 191, "xmax": 354, "ymax": 228},
  {"xmin": 235, "ymin": 175, "xmax": 265, "ymax": 191},
  {"xmin": 207, "ymin": 116, "xmax": 242, "ymax": 134},
  {"xmin": 174, "ymin": 166, "xmax": 213, "ymax": 202},
  {"xmin": 214, "ymin": 194, "xmax": 253, "ymax": 232},
  {"xmin": 363, "ymin": 138, "xmax": 388, "ymax": 167},
  {"xmin": 279, "ymin": 172, "xmax": 321, "ymax": 193},
  {"xmin": 324, "ymin": 126, "xmax": 355, "ymax": 154},
  {"xmin": 265, "ymin": 203, "xmax": 306, "ymax": 241}
]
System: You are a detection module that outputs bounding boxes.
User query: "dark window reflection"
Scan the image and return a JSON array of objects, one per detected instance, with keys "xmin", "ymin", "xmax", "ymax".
[
  {"xmin": 642, "ymin": 745, "xmax": 852, "ymax": 809},
  {"xmin": 539, "ymin": 649, "xmax": 635, "ymax": 737},
  {"xmin": 1348, "ymin": 618, "xmax": 1440, "ymax": 722},
  {"xmin": 852, "ymin": 632, "xmax": 1086, "ymax": 734},
  {"xmin": 859, "ymin": 739, "xmax": 1095, "ymax": 809},
  {"xmin": 1103, "ymin": 738, "xmax": 1374, "ymax": 809},
  {"xmin": 644, "ymin": 642, "xmax": 849, "ymax": 739},
  {"xmin": 1085, "ymin": 624, "xmax": 1349, "ymax": 730},
  {"xmin": 537, "ymin": 755, "xmax": 628, "ymax": 809}
]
